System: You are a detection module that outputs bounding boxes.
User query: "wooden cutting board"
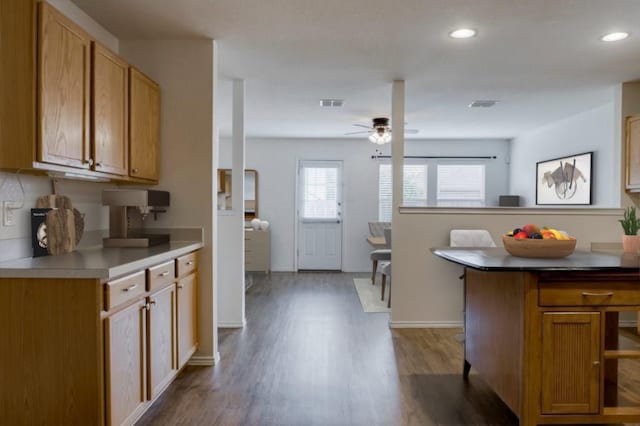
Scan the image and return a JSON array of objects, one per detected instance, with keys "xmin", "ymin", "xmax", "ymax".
[
  {"xmin": 46, "ymin": 209, "xmax": 77, "ymax": 255},
  {"xmin": 36, "ymin": 194, "xmax": 73, "ymax": 209}
]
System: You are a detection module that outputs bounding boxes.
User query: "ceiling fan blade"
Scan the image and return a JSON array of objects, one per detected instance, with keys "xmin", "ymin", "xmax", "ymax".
[
  {"xmin": 352, "ymin": 123, "xmax": 372, "ymax": 129},
  {"xmin": 405, "ymin": 129, "xmax": 419, "ymax": 134},
  {"xmin": 344, "ymin": 130, "xmax": 371, "ymax": 135}
]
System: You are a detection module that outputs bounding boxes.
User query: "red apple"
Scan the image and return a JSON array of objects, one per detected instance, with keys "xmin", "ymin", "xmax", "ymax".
[
  {"xmin": 514, "ymin": 231, "xmax": 529, "ymax": 239},
  {"xmin": 522, "ymin": 223, "xmax": 540, "ymax": 237}
]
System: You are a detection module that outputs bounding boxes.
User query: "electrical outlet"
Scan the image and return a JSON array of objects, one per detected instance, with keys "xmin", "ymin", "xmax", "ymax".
[{"xmin": 3, "ymin": 201, "xmax": 20, "ymax": 227}]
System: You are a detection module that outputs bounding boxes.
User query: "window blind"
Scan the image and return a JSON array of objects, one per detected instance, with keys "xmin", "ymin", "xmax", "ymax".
[
  {"xmin": 378, "ymin": 162, "xmax": 428, "ymax": 221},
  {"xmin": 302, "ymin": 166, "xmax": 338, "ymax": 219},
  {"xmin": 437, "ymin": 164, "xmax": 485, "ymax": 207}
]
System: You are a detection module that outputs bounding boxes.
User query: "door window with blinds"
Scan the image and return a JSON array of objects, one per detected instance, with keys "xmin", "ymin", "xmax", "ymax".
[
  {"xmin": 300, "ymin": 161, "xmax": 341, "ymax": 220},
  {"xmin": 378, "ymin": 160, "xmax": 486, "ymax": 218},
  {"xmin": 378, "ymin": 160, "xmax": 428, "ymax": 222}
]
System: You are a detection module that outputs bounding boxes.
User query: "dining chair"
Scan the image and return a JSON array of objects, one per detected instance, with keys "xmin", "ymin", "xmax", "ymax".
[{"xmin": 369, "ymin": 227, "xmax": 391, "ymax": 285}]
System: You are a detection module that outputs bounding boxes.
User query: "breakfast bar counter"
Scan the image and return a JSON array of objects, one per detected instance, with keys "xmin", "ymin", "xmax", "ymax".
[{"xmin": 433, "ymin": 248, "xmax": 640, "ymax": 426}]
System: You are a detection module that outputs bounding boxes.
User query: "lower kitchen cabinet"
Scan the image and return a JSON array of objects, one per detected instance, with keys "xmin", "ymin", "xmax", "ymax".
[
  {"xmin": 105, "ymin": 299, "xmax": 148, "ymax": 426},
  {"xmin": 147, "ymin": 283, "xmax": 178, "ymax": 399},
  {"xmin": 177, "ymin": 271, "xmax": 198, "ymax": 368},
  {"xmin": 0, "ymin": 249, "xmax": 200, "ymax": 425}
]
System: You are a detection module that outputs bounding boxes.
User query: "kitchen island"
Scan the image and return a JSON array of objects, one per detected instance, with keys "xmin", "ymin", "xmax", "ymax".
[{"xmin": 433, "ymin": 247, "xmax": 640, "ymax": 426}]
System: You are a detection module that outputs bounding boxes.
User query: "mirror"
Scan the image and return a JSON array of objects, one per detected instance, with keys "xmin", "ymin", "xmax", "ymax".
[{"xmin": 217, "ymin": 169, "xmax": 259, "ymax": 220}]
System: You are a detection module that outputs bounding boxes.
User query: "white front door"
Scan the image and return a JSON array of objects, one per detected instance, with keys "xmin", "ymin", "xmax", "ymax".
[{"xmin": 297, "ymin": 160, "xmax": 343, "ymax": 270}]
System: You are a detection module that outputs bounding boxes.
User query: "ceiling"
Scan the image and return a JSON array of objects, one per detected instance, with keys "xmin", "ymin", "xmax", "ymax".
[{"xmin": 71, "ymin": 0, "xmax": 640, "ymax": 140}]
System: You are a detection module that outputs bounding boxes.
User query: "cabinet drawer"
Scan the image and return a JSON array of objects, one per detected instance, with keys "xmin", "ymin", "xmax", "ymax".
[
  {"xmin": 148, "ymin": 260, "xmax": 176, "ymax": 291},
  {"xmin": 105, "ymin": 271, "xmax": 146, "ymax": 311},
  {"xmin": 176, "ymin": 252, "xmax": 198, "ymax": 278},
  {"xmin": 539, "ymin": 281, "xmax": 640, "ymax": 306}
]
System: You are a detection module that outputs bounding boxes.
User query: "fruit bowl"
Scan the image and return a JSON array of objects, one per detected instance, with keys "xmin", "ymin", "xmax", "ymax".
[{"xmin": 502, "ymin": 235, "xmax": 577, "ymax": 258}]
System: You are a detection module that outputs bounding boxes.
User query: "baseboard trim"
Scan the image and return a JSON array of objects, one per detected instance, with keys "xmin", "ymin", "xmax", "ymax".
[
  {"xmin": 187, "ymin": 353, "xmax": 219, "ymax": 366},
  {"xmin": 389, "ymin": 320, "xmax": 463, "ymax": 328},
  {"xmin": 218, "ymin": 319, "xmax": 247, "ymax": 328}
]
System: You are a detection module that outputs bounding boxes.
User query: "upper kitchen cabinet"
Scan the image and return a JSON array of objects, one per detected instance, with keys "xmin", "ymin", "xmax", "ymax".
[
  {"xmin": 38, "ymin": 1, "xmax": 91, "ymax": 169},
  {"xmin": 0, "ymin": 0, "xmax": 161, "ymax": 183},
  {"xmin": 626, "ymin": 114, "xmax": 640, "ymax": 192},
  {"xmin": 92, "ymin": 42, "xmax": 129, "ymax": 176},
  {"xmin": 130, "ymin": 67, "xmax": 161, "ymax": 183}
]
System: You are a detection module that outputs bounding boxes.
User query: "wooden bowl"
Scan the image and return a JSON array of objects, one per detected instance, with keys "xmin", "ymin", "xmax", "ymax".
[{"xmin": 502, "ymin": 235, "xmax": 576, "ymax": 258}]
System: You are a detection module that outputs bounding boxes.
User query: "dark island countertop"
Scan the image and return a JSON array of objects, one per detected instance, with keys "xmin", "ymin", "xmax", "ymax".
[{"xmin": 432, "ymin": 247, "xmax": 640, "ymax": 272}]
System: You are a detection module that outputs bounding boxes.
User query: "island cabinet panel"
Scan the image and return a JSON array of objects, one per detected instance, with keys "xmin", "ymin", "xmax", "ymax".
[
  {"xmin": 541, "ymin": 312, "xmax": 600, "ymax": 415},
  {"xmin": 105, "ymin": 299, "xmax": 148, "ymax": 426},
  {"xmin": 38, "ymin": 1, "xmax": 91, "ymax": 169},
  {"xmin": 129, "ymin": 67, "xmax": 160, "ymax": 182},
  {"xmin": 92, "ymin": 42, "xmax": 129, "ymax": 176}
]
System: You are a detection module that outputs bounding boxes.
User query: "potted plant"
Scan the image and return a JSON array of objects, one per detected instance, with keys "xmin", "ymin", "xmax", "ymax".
[{"xmin": 619, "ymin": 206, "xmax": 640, "ymax": 253}]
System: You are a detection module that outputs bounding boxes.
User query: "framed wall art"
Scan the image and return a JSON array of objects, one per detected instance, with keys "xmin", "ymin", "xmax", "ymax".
[{"xmin": 536, "ymin": 152, "xmax": 592, "ymax": 205}]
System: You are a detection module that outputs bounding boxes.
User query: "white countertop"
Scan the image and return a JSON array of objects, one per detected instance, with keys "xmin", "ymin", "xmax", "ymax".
[{"xmin": 0, "ymin": 241, "xmax": 203, "ymax": 280}]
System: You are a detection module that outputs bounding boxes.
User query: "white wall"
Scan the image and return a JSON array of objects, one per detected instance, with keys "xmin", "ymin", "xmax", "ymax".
[
  {"xmin": 120, "ymin": 40, "xmax": 219, "ymax": 364},
  {"xmin": 0, "ymin": 0, "xmax": 118, "ymax": 250},
  {"xmin": 220, "ymin": 137, "xmax": 510, "ymax": 272},
  {"xmin": 47, "ymin": 0, "xmax": 118, "ymax": 52},
  {"xmin": 509, "ymin": 102, "xmax": 617, "ymax": 207}
]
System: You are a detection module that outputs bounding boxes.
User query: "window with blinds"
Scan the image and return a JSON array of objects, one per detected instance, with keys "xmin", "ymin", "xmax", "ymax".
[
  {"xmin": 378, "ymin": 161, "xmax": 428, "ymax": 221},
  {"xmin": 437, "ymin": 164, "xmax": 485, "ymax": 207},
  {"xmin": 301, "ymin": 165, "xmax": 339, "ymax": 219}
]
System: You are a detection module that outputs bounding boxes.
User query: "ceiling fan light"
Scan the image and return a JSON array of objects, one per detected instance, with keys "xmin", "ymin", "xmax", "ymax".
[{"xmin": 369, "ymin": 131, "xmax": 391, "ymax": 145}]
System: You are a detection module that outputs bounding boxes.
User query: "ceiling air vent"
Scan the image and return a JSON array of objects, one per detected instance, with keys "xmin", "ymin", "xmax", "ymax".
[
  {"xmin": 319, "ymin": 99, "xmax": 344, "ymax": 108},
  {"xmin": 469, "ymin": 100, "xmax": 499, "ymax": 108}
]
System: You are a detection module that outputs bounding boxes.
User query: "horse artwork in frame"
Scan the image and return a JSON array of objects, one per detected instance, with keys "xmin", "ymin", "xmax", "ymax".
[{"xmin": 536, "ymin": 152, "xmax": 593, "ymax": 205}]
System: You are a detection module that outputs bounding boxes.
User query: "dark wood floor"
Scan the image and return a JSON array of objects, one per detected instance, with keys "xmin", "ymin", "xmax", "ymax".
[{"xmin": 138, "ymin": 272, "xmax": 541, "ymax": 425}]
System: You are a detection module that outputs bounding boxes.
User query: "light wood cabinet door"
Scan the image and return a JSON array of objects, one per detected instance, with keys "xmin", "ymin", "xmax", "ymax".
[
  {"xmin": 38, "ymin": 2, "xmax": 91, "ymax": 169},
  {"xmin": 626, "ymin": 115, "xmax": 640, "ymax": 191},
  {"xmin": 147, "ymin": 284, "xmax": 177, "ymax": 399},
  {"xmin": 177, "ymin": 272, "xmax": 199, "ymax": 368},
  {"xmin": 130, "ymin": 67, "xmax": 160, "ymax": 182},
  {"xmin": 541, "ymin": 312, "xmax": 600, "ymax": 415},
  {"xmin": 92, "ymin": 42, "xmax": 128, "ymax": 176},
  {"xmin": 105, "ymin": 299, "xmax": 148, "ymax": 426}
]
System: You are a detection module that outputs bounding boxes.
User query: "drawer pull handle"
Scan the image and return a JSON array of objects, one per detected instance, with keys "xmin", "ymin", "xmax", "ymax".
[
  {"xmin": 186, "ymin": 261, "xmax": 194, "ymax": 266},
  {"xmin": 159, "ymin": 271, "xmax": 170, "ymax": 277},
  {"xmin": 122, "ymin": 284, "xmax": 138, "ymax": 292},
  {"xmin": 178, "ymin": 284, "xmax": 184, "ymax": 289},
  {"xmin": 581, "ymin": 291, "xmax": 614, "ymax": 297}
]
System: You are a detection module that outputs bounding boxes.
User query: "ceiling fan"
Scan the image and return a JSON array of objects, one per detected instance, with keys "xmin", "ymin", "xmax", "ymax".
[{"xmin": 345, "ymin": 117, "xmax": 419, "ymax": 144}]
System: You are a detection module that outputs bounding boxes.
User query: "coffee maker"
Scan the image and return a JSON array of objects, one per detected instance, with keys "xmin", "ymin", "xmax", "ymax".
[{"xmin": 102, "ymin": 189, "xmax": 170, "ymax": 247}]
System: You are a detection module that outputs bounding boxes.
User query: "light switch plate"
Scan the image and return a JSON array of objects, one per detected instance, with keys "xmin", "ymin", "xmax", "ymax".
[{"xmin": 3, "ymin": 201, "xmax": 20, "ymax": 227}]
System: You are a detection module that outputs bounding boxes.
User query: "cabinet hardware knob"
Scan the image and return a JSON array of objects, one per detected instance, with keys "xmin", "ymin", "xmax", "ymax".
[
  {"xmin": 150, "ymin": 299, "xmax": 157, "ymax": 305},
  {"xmin": 132, "ymin": 168, "xmax": 139, "ymax": 174},
  {"xmin": 142, "ymin": 304, "xmax": 148, "ymax": 311},
  {"xmin": 593, "ymin": 361, "xmax": 600, "ymax": 366},
  {"xmin": 95, "ymin": 162, "xmax": 102, "ymax": 167},
  {"xmin": 83, "ymin": 159, "xmax": 94, "ymax": 166},
  {"xmin": 159, "ymin": 271, "xmax": 170, "ymax": 277},
  {"xmin": 581, "ymin": 291, "xmax": 613, "ymax": 297},
  {"xmin": 122, "ymin": 284, "xmax": 138, "ymax": 292},
  {"xmin": 186, "ymin": 261, "xmax": 194, "ymax": 266},
  {"xmin": 178, "ymin": 284, "xmax": 184, "ymax": 289}
]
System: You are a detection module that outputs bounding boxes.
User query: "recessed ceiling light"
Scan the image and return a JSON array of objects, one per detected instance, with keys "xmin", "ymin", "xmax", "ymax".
[
  {"xmin": 449, "ymin": 28, "xmax": 477, "ymax": 39},
  {"xmin": 601, "ymin": 32, "xmax": 629, "ymax": 42}
]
